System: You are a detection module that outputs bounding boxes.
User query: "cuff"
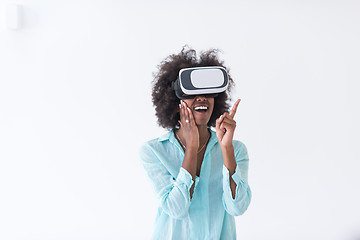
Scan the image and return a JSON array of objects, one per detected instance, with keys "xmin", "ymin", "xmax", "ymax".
[
  {"xmin": 223, "ymin": 164, "xmax": 242, "ymax": 200},
  {"xmin": 222, "ymin": 164, "xmax": 242, "ymax": 184},
  {"xmin": 177, "ymin": 167, "xmax": 194, "ymax": 190},
  {"xmin": 231, "ymin": 165, "xmax": 242, "ymax": 184},
  {"xmin": 194, "ymin": 176, "xmax": 200, "ymax": 190}
]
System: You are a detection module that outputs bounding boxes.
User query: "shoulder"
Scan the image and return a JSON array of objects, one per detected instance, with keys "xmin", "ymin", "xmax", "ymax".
[
  {"xmin": 208, "ymin": 128, "xmax": 248, "ymax": 154},
  {"xmin": 141, "ymin": 138, "xmax": 161, "ymax": 149},
  {"xmin": 139, "ymin": 130, "xmax": 173, "ymax": 161},
  {"xmin": 232, "ymin": 140, "xmax": 247, "ymax": 152},
  {"xmin": 232, "ymin": 140, "xmax": 249, "ymax": 162}
]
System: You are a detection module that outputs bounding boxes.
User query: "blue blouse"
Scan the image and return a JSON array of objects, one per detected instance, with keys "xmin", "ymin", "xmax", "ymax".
[{"xmin": 139, "ymin": 128, "xmax": 251, "ymax": 240}]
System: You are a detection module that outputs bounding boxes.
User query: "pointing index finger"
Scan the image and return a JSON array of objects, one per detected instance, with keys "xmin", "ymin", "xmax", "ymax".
[{"xmin": 229, "ymin": 99, "xmax": 241, "ymax": 118}]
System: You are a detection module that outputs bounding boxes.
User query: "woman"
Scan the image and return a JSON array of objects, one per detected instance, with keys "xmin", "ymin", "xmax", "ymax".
[{"xmin": 139, "ymin": 47, "xmax": 251, "ymax": 239}]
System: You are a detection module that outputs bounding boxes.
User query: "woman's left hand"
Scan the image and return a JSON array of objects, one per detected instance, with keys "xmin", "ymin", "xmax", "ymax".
[{"xmin": 216, "ymin": 99, "xmax": 241, "ymax": 149}]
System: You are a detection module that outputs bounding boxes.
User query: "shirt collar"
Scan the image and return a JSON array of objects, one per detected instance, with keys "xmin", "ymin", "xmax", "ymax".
[{"xmin": 157, "ymin": 129, "xmax": 174, "ymax": 142}]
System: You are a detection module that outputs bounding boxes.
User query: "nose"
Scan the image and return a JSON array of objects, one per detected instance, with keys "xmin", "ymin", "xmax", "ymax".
[{"xmin": 195, "ymin": 95, "xmax": 207, "ymax": 101}]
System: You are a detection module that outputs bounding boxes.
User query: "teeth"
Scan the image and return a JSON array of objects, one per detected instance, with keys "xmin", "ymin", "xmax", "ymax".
[{"xmin": 194, "ymin": 106, "xmax": 208, "ymax": 110}]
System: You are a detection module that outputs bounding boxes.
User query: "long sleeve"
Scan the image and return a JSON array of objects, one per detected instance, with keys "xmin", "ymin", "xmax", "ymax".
[
  {"xmin": 222, "ymin": 141, "xmax": 252, "ymax": 216},
  {"xmin": 139, "ymin": 142, "xmax": 199, "ymax": 219}
]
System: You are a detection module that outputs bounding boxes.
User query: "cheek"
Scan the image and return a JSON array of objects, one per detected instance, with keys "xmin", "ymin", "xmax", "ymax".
[
  {"xmin": 210, "ymin": 101, "xmax": 215, "ymax": 111},
  {"xmin": 183, "ymin": 100, "xmax": 194, "ymax": 106}
]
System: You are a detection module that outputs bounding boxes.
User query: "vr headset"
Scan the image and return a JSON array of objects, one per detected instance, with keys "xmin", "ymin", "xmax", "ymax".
[{"xmin": 172, "ymin": 66, "xmax": 229, "ymax": 99}]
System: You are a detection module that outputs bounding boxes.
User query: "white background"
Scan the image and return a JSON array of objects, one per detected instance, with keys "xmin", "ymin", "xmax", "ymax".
[{"xmin": 0, "ymin": 0, "xmax": 359, "ymax": 239}]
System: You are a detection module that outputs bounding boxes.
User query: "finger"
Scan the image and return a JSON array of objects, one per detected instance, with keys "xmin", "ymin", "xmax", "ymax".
[
  {"xmin": 222, "ymin": 113, "xmax": 235, "ymax": 122},
  {"xmin": 219, "ymin": 122, "xmax": 226, "ymax": 133},
  {"xmin": 216, "ymin": 114, "xmax": 224, "ymax": 130},
  {"xmin": 221, "ymin": 117, "xmax": 236, "ymax": 126},
  {"xmin": 178, "ymin": 102, "xmax": 182, "ymax": 120},
  {"xmin": 222, "ymin": 112, "xmax": 229, "ymax": 118},
  {"xmin": 180, "ymin": 100, "xmax": 187, "ymax": 124},
  {"xmin": 183, "ymin": 101, "xmax": 193, "ymax": 125},
  {"xmin": 179, "ymin": 100, "xmax": 185, "ymax": 123},
  {"xmin": 183, "ymin": 101, "xmax": 190, "ymax": 124},
  {"xmin": 220, "ymin": 121, "xmax": 234, "ymax": 131},
  {"xmin": 222, "ymin": 112, "xmax": 235, "ymax": 123},
  {"xmin": 229, "ymin": 99, "xmax": 241, "ymax": 118},
  {"xmin": 187, "ymin": 107, "xmax": 195, "ymax": 125}
]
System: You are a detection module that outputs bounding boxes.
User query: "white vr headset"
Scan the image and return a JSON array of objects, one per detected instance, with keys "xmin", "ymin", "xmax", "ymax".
[{"xmin": 172, "ymin": 66, "xmax": 229, "ymax": 99}]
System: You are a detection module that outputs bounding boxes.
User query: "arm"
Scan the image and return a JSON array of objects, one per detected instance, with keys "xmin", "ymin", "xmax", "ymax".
[
  {"xmin": 216, "ymin": 99, "xmax": 252, "ymax": 216},
  {"xmin": 181, "ymin": 146, "xmax": 198, "ymax": 198},
  {"xmin": 139, "ymin": 101, "xmax": 200, "ymax": 219},
  {"xmin": 139, "ymin": 143, "xmax": 198, "ymax": 219},
  {"xmin": 222, "ymin": 142, "xmax": 252, "ymax": 216},
  {"xmin": 178, "ymin": 100, "xmax": 200, "ymax": 199},
  {"xmin": 222, "ymin": 144, "xmax": 237, "ymax": 199}
]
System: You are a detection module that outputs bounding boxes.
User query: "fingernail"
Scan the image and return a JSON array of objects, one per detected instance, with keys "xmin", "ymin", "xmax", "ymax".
[{"xmin": 179, "ymin": 104, "xmax": 181, "ymax": 108}]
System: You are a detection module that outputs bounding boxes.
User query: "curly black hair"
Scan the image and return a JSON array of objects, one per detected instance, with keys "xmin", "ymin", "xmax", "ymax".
[{"xmin": 152, "ymin": 46, "xmax": 235, "ymax": 130}]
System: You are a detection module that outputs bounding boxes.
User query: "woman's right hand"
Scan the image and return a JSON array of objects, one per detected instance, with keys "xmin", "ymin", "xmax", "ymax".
[{"xmin": 178, "ymin": 100, "xmax": 199, "ymax": 150}]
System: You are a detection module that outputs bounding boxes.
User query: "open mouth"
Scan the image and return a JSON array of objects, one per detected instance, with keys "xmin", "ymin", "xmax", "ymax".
[{"xmin": 194, "ymin": 106, "xmax": 208, "ymax": 113}]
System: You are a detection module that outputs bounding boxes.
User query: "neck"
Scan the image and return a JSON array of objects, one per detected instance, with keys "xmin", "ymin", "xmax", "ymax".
[
  {"xmin": 176, "ymin": 125, "xmax": 210, "ymax": 148},
  {"xmin": 197, "ymin": 125, "xmax": 210, "ymax": 142}
]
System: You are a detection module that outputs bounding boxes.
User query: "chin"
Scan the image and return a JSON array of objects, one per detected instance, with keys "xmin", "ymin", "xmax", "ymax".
[{"xmin": 195, "ymin": 120, "xmax": 210, "ymax": 127}]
